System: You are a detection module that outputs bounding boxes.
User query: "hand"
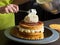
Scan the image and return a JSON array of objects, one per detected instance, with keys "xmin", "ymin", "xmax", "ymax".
[{"xmin": 0, "ymin": 4, "xmax": 19, "ymax": 13}]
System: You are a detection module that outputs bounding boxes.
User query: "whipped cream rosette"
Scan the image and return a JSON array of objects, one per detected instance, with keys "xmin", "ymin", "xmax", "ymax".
[{"xmin": 24, "ymin": 9, "xmax": 39, "ymax": 23}]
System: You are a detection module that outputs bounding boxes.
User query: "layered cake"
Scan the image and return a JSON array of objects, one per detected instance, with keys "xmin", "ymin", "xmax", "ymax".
[{"xmin": 11, "ymin": 9, "xmax": 44, "ymax": 40}]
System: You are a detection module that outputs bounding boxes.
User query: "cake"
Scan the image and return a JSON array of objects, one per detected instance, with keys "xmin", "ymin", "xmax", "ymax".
[{"xmin": 11, "ymin": 9, "xmax": 44, "ymax": 40}]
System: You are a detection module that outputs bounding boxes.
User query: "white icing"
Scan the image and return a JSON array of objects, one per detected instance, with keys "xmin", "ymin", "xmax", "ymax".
[
  {"xmin": 29, "ymin": 9, "xmax": 37, "ymax": 14},
  {"xmin": 24, "ymin": 9, "xmax": 39, "ymax": 23},
  {"xmin": 18, "ymin": 26, "xmax": 44, "ymax": 33}
]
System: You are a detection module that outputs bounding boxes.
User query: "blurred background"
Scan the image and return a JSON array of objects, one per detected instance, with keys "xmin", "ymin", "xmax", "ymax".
[{"xmin": 15, "ymin": 0, "xmax": 60, "ymax": 25}]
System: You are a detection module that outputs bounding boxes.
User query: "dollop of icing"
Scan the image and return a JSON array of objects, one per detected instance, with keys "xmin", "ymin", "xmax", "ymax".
[{"xmin": 24, "ymin": 9, "xmax": 39, "ymax": 23}]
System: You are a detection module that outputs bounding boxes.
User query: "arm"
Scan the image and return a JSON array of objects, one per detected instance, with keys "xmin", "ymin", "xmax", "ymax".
[
  {"xmin": 0, "ymin": 4, "xmax": 19, "ymax": 13},
  {"xmin": 0, "ymin": 0, "xmax": 30, "ymax": 13},
  {"xmin": 12, "ymin": 0, "xmax": 30, "ymax": 5}
]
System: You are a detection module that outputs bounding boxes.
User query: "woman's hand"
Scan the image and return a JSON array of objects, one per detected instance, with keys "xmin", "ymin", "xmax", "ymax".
[{"xmin": 0, "ymin": 4, "xmax": 19, "ymax": 13}]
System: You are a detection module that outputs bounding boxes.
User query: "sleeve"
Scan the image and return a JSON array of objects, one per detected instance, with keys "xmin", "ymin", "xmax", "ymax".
[{"xmin": 0, "ymin": 0, "xmax": 13, "ymax": 7}]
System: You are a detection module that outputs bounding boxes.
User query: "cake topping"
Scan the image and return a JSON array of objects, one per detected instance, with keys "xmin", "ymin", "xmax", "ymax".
[{"xmin": 24, "ymin": 9, "xmax": 39, "ymax": 23}]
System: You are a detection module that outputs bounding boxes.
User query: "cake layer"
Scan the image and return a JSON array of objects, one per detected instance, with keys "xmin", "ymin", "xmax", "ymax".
[
  {"xmin": 17, "ymin": 32, "xmax": 44, "ymax": 40},
  {"xmin": 19, "ymin": 21, "xmax": 44, "ymax": 30}
]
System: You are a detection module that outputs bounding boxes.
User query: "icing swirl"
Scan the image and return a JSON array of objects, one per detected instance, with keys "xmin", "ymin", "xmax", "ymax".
[{"xmin": 24, "ymin": 9, "xmax": 39, "ymax": 23}]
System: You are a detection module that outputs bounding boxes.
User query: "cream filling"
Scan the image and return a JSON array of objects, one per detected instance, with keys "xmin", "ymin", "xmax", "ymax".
[{"xmin": 18, "ymin": 26, "xmax": 44, "ymax": 33}]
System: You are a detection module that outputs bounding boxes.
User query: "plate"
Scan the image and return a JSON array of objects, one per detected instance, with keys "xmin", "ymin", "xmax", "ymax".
[{"xmin": 4, "ymin": 26, "xmax": 59, "ymax": 44}]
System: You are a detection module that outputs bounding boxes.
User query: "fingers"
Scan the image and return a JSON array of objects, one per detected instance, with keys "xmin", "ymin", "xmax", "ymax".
[
  {"xmin": 5, "ymin": 8, "xmax": 9, "ymax": 13},
  {"xmin": 13, "ymin": 4, "xmax": 19, "ymax": 12},
  {"xmin": 10, "ymin": 5, "xmax": 17, "ymax": 12},
  {"xmin": 5, "ymin": 4, "xmax": 19, "ymax": 13},
  {"xmin": 8, "ymin": 6, "xmax": 14, "ymax": 13}
]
